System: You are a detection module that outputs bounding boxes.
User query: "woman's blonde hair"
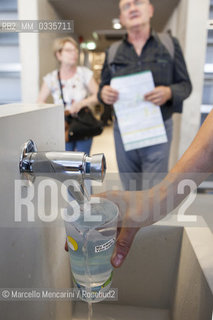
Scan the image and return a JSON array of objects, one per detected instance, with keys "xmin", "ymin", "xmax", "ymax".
[{"xmin": 53, "ymin": 37, "xmax": 79, "ymax": 58}]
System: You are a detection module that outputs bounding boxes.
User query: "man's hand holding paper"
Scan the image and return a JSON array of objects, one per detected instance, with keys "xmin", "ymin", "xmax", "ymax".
[
  {"xmin": 101, "ymin": 85, "xmax": 119, "ymax": 105},
  {"xmin": 144, "ymin": 86, "xmax": 172, "ymax": 106},
  {"xmin": 110, "ymin": 71, "xmax": 168, "ymax": 152}
]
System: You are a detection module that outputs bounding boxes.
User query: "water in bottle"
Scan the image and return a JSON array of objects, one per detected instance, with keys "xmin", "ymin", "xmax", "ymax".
[{"xmin": 64, "ymin": 197, "xmax": 118, "ymax": 302}]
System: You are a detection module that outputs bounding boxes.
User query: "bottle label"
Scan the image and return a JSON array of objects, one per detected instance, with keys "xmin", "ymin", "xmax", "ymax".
[
  {"xmin": 67, "ymin": 236, "xmax": 78, "ymax": 251},
  {"xmin": 95, "ymin": 238, "xmax": 115, "ymax": 253}
]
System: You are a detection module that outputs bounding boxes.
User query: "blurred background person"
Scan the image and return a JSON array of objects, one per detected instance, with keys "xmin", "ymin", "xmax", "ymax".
[{"xmin": 37, "ymin": 36, "xmax": 99, "ymax": 154}]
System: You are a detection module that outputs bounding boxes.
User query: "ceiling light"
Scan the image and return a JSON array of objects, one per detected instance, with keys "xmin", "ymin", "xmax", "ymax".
[
  {"xmin": 92, "ymin": 32, "xmax": 98, "ymax": 40},
  {"xmin": 112, "ymin": 18, "xmax": 122, "ymax": 30},
  {"xmin": 87, "ymin": 42, "xmax": 96, "ymax": 50},
  {"xmin": 80, "ymin": 42, "xmax": 87, "ymax": 49}
]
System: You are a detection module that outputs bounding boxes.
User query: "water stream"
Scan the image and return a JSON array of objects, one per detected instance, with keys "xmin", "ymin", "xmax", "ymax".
[{"xmin": 88, "ymin": 302, "xmax": 93, "ymax": 320}]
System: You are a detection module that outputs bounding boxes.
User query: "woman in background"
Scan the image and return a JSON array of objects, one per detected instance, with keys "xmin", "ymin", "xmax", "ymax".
[{"xmin": 37, "ymin": 37, "xmax": 98, "ymax": 154}]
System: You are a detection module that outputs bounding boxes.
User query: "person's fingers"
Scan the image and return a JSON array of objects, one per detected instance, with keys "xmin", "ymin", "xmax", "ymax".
[
  {"xmin": 101, "ymin": 86, "xmax": 119, "ymax": 104},
  {"xmin": 65, "ymin": 239, "xmax": 68, "ymax": 252},
  {"xmin": 64, "ymin": 110, "xmax": 70, "ymax": 116},
  {"xmin": 103, "ymin": 93, "xmax": 118, "ymax": 103},
  {"xmin": 116, "ymin": 226, "xmax": 122, "ymax": 238},
  {"xmin": 145, "ymin": 97, "xmax": 162, "ymax": 105},
  {"xmin": 70, "ymin": 112, "xmax": 77, "ymax": 116},
  {"xmin": 104, "ymin": 87, "xmax": 119, "ymax": 95},
  {"xmin": 145, "ymin": 95, "xmax": 160, "ymax": 102},
  {"xmin": 144, "ymin": 90, "xmax": 165, "ymax": 105},
  {"xmin": 97, "ymin": 190, "xmax": 140, "ymax": 268},
  {"xmin": 105, "ymin": 88, "xmax": 118, "ymax": 96},
  {"xmin": 111, "ymin": 227, "xmax": 139, "ymax": 268},
  {"xmin": 149, "ymin": 98, "xmax": 162, "ymax": 105},
  {"xmin": 97, "ymin": 191, "xmax": 127, "ymax": 215},
  {"xmin": 104, "ymin": 97, "xmax": 117, "ymax": 105},
  {"xmin": 145, "ymin": 90, "xmax": 161, "ymax": 99},
  {"xmin": 145, "ymin": 87, "xmax": 166, "ymax": 98},
  {"xmin": 144, "ymin": 89, "xmax": 157, "ymax": 98}
]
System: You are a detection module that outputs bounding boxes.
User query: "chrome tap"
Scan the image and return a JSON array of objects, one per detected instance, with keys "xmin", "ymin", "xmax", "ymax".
[{"xmin": 19, "ymin": 140, "xmax": 106, "ymax": 204}]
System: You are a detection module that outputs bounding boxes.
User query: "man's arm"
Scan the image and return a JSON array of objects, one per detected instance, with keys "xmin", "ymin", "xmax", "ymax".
[
  {"xmin": 98, "ymin": 51, "xmax": 119, "ymax": 105},
  {"xmin": 169, "ymin": 37, "xmax": 192, "ymax": 112},
  {"xmin": 101, "ymin": 110, "xmax": 213, "ymax": 268},
  {"xmin": 144, "ymin": 37, "xmax": 192, "ymax": 108},
  {"xmin": 98, "ymin": 51, "xmax": 111, "ymax": 104}
]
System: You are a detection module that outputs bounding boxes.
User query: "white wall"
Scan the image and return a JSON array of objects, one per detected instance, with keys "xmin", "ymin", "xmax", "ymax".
[
  {"xmin": 37, "ymin": 0, "xmax": 62, "ymax": 103},
  {"xmin": 178, "ymin": 0, "xmax": 209, "ymax": 157},
  {"xmin": 18, "ymin": 0, "xmax": 39, "ymax": 103},
  {"xmin": 165, "ymin": 0, "xmax": 210, "ymax": 164},
  {"xmin": 18, "ymin": 0, "xmax": 63, "ymax": 103}
]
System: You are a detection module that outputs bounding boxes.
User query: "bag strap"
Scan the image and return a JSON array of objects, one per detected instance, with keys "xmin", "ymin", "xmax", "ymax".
[
  {"xmin": 107, "ymin": 40, "xmax": 122, "ymax": 67},
  {"xmin": 157, "ymin": 32, "xmax": 175, "ymax": 59},
  {"xmin": 107, "ymin": 33, "xmax": 174, "ymax": 68},
  {"xmin": 57, "ymin": 70, "xmax": 66, "ymax": 108}
]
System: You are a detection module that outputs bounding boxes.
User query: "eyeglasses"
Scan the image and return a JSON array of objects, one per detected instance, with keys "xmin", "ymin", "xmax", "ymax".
[
  {"xmin": 121, "ymin": 0, "xmax": 148, "ymax": 12},
  {"xmin": 61, "ymin": 48, "xmax": 78, "ymax": 53}
]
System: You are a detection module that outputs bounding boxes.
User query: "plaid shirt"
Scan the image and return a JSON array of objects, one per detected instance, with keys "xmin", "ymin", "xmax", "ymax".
[{"xmin": 98, "ymin": 31, "xmax": 192, "ymax": 121}]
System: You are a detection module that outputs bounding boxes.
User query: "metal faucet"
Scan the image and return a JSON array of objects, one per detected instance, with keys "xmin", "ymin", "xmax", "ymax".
[{"xmin": 19, "ymin": 140, "xmax": 106, "ymax": 204}]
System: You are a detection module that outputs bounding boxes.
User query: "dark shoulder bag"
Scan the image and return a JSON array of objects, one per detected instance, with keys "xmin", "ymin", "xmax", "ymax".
[{"xmin": 58, "ymin": 71, "xmax": 103, "ymax": 142}]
